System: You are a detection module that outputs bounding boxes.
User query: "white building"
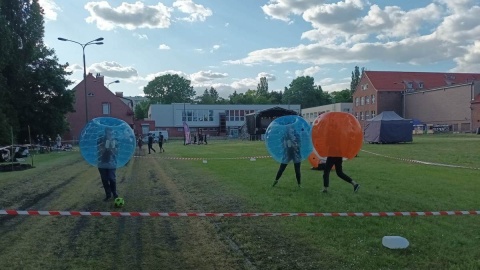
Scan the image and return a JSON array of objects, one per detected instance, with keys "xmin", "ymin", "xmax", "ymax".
[
  {"xmin": 147, "ymin": 103, "xmax": 301, "ymax": 137},
  {"xmin": 301, "ymin": 103, "xmax": 353, "ymax": 124}
]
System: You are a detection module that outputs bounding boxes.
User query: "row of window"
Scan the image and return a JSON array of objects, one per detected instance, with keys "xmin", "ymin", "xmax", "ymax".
[
  {"xmin": 355, "ymin": 95, "xmax": 376, "ymax": 106},
  {"xmin": 182, "ymin": 110, "xmax": 214, "ymax": 122},
  {"xmin": 355, "ymin": 111, "xmax": 376, "ymax": 120},
  {"xmin": 225, "ymin": 110, "xmax": 255, "ymax": 122}
]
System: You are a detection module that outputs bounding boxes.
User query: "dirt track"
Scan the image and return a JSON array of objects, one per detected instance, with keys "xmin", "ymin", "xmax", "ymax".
[{"xmin": 0, "ymin": 152, "xmax": 319, "ymax": 269}]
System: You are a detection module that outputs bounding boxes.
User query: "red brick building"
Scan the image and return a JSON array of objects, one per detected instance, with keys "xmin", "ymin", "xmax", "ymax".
[
  {"xmin": 64, "ymin": 73, "xmax": 134, "ymax": 141},
  {"xmin": 353, "ymin": 71, "xmax": 480, "ymax": 131}
]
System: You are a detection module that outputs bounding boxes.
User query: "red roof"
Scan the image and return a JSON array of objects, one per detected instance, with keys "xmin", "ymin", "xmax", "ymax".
[{"xmin": 364, "ymin": 71, "xmax": 480, "ymax": 92}]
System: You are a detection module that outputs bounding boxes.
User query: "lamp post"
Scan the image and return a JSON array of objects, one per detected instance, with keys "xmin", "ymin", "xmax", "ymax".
[
  {"xmin": 106, "ymin": 80, "xmax": 120, "ymax": 89},
  {"xmin": 58, "ymin": 37, "xmax": 104, "ymax": 125}
]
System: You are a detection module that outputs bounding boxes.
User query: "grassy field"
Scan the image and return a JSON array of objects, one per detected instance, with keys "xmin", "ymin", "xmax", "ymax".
[{"xmin": 0, "ymin": 134, "xmax": 479, "ymax": 269}]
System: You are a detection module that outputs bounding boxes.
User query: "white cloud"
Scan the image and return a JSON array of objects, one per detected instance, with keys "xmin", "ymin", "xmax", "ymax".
[
  {"xmin": 38, "ymin": 0, "xmax": 61, "ymax": 21},
  {"xmin": 158, "ymin": 44, "xmax": 171, "ymax": 50},
  {"xmin": 84, "ymin": 1, "xmax": 172, "ymax": 30},
  {"xmin": 225, "ymin": 22, "xmax": 230, "ymax": 27},
  {"xmin": 190, "ymin": 70, "xmax": 228, "ymax": 83},
  {"xmin": 133, "ymin": 33, "xmax": 148, "ymax": 40},
  {"xmin": 261, "ymin": 0, "xmax": 322, "ymax": 22},
  {"xmin": 451, "ymin": 41, "xmax": 480, "ymax": 72},
  {"xmin": 173, "ymin": 0, "xmax": 213, "ymax": 22},
  {"xmin": 257, "ymin": 72, "xmax": 276, "ymax": 81},
  {"xmin": 65, "ymin": 63, "xmax": 82, "ymax": 73},
  {"xmin": 210, "ymin": 44, "xmax": 220, "ymax": 53},
  {"xmin": 88, "ymin": 61, "xmax": 139, "ymax": 79},
  {"xmin": 295, "ymin": 66, "xmax": 322, "ymax": 77},
  {"xmin": 194, "ymin": 48, "xmax": 204, "ymax": 53},
  {"xmin": 144, "ymin": 70, "xmax": 190, "ymax": 82}
]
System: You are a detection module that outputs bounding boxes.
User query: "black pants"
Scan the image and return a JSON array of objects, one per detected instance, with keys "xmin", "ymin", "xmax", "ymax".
[
  {"xmin": 158, "ymin": 142, "xmax": 164, "ymax": 151},
  {"xmin": 148, "ymin": 143, "xmax": 156, "ymax": 153},
  {"xmin": 276, "ymin": 162, "xmax": 301, "ymax": 185},
  {"xmin": 323, "ymin": 157, "xmax": 353, "ymax": 188},
  {"xmin": 98, "ymin": 168, "xmax": 117, "ymax": 198}
]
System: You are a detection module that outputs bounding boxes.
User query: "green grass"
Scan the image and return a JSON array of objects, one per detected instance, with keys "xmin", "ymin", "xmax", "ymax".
[
  {"xmin": 167, "ymin": 135, "xmax": 480, "ymax": 268},
  {"xmin": 0, "ymin": 135, "xmax": 479, "ymax": 269}
]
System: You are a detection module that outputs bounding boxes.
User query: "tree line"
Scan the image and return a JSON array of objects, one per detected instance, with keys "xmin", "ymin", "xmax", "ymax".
[{"xmin": 136, "ymin": 68, "xmax": 363, "ymax": 119}]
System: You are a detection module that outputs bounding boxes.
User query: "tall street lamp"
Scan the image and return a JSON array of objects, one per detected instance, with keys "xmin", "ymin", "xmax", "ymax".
[
  {"xmin": 58, "ymin": 37, "xmax": 104, "ymax": 125},
  {"xmin": 106, "ymin": 80, "xmax": 120, "ymax": 89}
]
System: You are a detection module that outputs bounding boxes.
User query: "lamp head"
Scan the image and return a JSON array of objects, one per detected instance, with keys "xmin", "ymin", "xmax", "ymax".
[{"xmin": 58, "ymin": 37, "xmax": 67, "ymax": 41}]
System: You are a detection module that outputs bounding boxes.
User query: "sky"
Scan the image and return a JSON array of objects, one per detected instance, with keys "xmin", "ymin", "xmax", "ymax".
[{"xmin": 40, "ymin": 0, "xmax": 480, "ymax": 98}]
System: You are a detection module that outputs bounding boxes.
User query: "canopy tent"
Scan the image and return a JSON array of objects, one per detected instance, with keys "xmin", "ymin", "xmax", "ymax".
[
  {"xmin": 364, "ymin": 111, "xmax": 413, "ymax": 143},
  {"xmin": 245, "ymin": 106, "xmax": 298, "ymax": 140}
]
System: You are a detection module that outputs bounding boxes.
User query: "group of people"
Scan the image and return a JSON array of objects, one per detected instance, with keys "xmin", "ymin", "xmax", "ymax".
[
  {"xmin": 34, "ymin": 134, "xmax": 64, "ymax": 152},
  {"xmin": 96, "ymin": 126, "xmax": 358, "ymax": 202},
  {"xmin": 272, "ymin": 127, "xmax": 360, "ymax": 193},
  {"xmin": 137, "ymin": 133, "xmax": 165, "ymax": 154}
]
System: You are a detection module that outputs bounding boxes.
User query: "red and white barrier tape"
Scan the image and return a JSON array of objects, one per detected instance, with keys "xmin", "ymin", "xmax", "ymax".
[
  {"xmin": 133, "ymin": 155, "xmax": 271, "ymax": 160},
  {"xmin": 361, "ymin": 150, "xmax": 480, "ymax": 170},
  {"xmin": 1, "ymin": 209, "xmax": 478, "ymax": 217}
]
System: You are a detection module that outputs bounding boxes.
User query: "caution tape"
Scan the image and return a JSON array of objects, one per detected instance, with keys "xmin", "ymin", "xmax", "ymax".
[
  {"xmin": 361, "ymin": 150, "xmax": 480, "ymax": 170},
  {"xmin": 1, "ymin": 209, "xmax": 478, "ymax": 217},
  {"xmin": 133, "ymin": 155, "xmax": 271, "ymax": 160}
]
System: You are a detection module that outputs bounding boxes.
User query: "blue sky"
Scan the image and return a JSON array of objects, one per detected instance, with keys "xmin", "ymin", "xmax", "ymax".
[{"xmin": 41, "ymin": 0, "xmax": 480, "ymax": 98}]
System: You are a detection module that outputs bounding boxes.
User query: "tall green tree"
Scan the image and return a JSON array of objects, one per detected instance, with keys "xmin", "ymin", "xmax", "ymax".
[
  {"xmin": 143, "ymin": 74, "xmax": 196, "ymax": 104},
  {"xmin": 350, "ymin": 66, "xmax": 364, "ymax": 97},
  {"xmin": 134, "ymin": 100, "xmax": 150, "ymax": 120},
  {"xmin": 256, "ymin": 77, "xmax": 268, "ymax": 97},
  {"xmin": 0, "ymin": 0, "xmax": 74, "ymax": 143},
  {"xmin": 282, "ymin": 76, "xmax": 327, "ymax": 108}
]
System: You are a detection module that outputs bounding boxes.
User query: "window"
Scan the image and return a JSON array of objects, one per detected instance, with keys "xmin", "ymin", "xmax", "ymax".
[
  {"xmin": 355, "ymin": 112, "xmax": 358, "ymax": 119},
  {"xmin": 371, "ymin": 110, "xmax": 376, "ymax": 118},
  {"xmin": 365, "ymin": 111, "xmax": 370, "ymax": 119},
  {"xmin": 355, "ymin": 97, "xmax": 359, "ymax": 106},
  {"xmin": 209, "ymin": 110, "xmax": 213, "ymax": 121},
  {"xmin": 371, "ymin": 95, "xmax": 375, "ymax": 104},
  {"xmin": 360, "ymin": 97, "xmax": 365, "ymax": 106},
  {"xmin": 418, "ymin": 82, "xmax": 424, "ymax": 89},
  {"xmin": 360, "ymin": 112, "xmax": 363, "ymax": 120},
  {"xmin": 102, "ymin": 103, "xmax": 110, "ymax": 115},
  {"xmin": 366, "ymin": 96, "xmax": 370, "ymax": 104}
]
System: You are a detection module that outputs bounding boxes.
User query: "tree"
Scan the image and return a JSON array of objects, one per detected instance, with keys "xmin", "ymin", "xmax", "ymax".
[
  {"xmin": 268, "ymin": 91, "xmax": 283, "ymax": 104},
  {"xmin": 196, "ymin": 87, "xmax": 219, "ymax": 104},
  {"xmin": 256, "ymin": 77, "xmax": 268, "ymax": 97},
  {"xmin": 350, "ymin": 66, "xmax": 364, "ymax": 97},
  {"xmin": 282, "ymin": 76, "xmax": 327, "ymax": 108},
  {"xmin": 134, "ymin": 100, "xmax": 150, "ymax": 120},
  {"xmin": 143, "ymin": 74, "xmax": 196, "ymax": 104},
  {"xmin": 330, "ymin": 89, "xmax": 353, "ymax": 103},
  {"xmin": 0, "ymin": 0, "xmax": 74, "ymax": 143}
]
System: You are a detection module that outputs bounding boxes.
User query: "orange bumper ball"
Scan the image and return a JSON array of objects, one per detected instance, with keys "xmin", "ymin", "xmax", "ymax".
[{"xmin": 311, "ymin": 112, "xmax": 363, "ymax": 159}]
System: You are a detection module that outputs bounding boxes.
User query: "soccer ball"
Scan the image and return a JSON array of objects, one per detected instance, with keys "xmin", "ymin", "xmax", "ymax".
[{"xmin": 114, "ymin": 197, "xmax": 125, "ymax": 208}]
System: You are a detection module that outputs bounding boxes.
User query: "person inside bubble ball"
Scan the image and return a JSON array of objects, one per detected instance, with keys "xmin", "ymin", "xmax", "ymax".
[
  {"xmin": 322, "ymin": 157, "xmax": 360, "ymax": 193},
  {"xmin": 272, "ymin": 125, "xmax": 302, "ymax": 188},
  {"xmin": 97, "ymin": 127, "xmax": 119, "ymax": 201}
]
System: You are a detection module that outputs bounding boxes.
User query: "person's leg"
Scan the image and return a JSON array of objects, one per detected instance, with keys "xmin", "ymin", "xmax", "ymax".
[
  {"xmin": 107, "ymin": 169, "xmax": 118, "ymax": 198},
  {"xmin": 272, "ymin": 163, "xmax": 288, "ymax": 186},
  {"xmin": 293, "ymin": 162, "xmax": 301, "ymax": 186},
  {"xmin": 334, "ymin": 158, "xmax": 360, "ymax": 192},
  {"xmin": 98, "ymin": 168, "xmax": 112, "ymax": 199},
  {"xmin": 322, "ymin": 157, "xmax": 335, "ymax": 192}
]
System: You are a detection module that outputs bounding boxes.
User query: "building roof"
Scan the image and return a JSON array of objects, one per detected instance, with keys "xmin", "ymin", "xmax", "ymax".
[
  {"xmin": 364, "ymin": 71, "xmax": 480, "ymax": 92},
  {"xmin": 367, "ymin": 111, "xmax": 406, "ymax": 121}
]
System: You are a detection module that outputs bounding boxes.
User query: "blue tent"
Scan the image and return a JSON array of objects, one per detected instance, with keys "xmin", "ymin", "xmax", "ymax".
[{"xmin": 364, "ymin": 111, "xmax": 413, "ymax": 143}]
